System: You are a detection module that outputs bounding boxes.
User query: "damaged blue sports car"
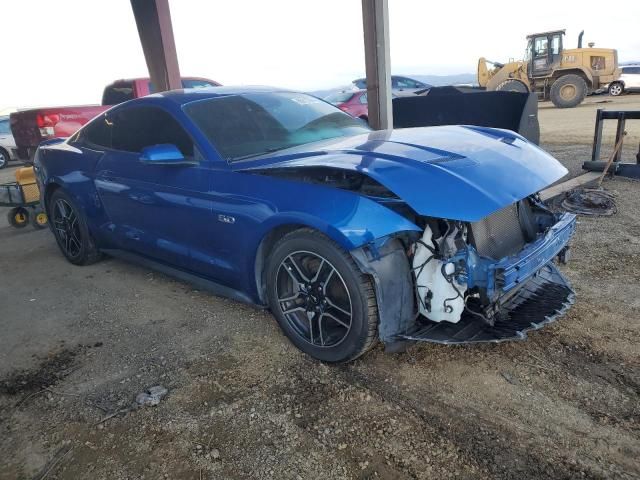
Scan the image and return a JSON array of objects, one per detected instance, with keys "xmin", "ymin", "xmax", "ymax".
[{"xmin": 34, "ymin": 87, "xmax": 576, "ymax": 362}]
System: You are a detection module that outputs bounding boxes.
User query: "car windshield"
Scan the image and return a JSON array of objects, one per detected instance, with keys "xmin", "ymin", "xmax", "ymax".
[{"xmin": 184, "ymin": 92, "xmax": 370, "ymax": 161}]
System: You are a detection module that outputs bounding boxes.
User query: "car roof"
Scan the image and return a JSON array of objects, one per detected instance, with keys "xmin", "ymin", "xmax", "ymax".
[
  {"xmin": 147, "ymin": 86, "xmax": 292, "ymax": 106},
  {"xmin": 352, "ymin": 75, "xmax": 423, "ymax": 83}
]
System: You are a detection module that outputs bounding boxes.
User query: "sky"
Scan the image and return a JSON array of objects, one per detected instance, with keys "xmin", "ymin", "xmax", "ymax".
[{"xmin": 1, "ymin": 0, "xmax": 639, "ymax": 111}]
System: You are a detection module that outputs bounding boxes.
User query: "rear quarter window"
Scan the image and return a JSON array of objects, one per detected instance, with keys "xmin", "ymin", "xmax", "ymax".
[{"xmin": 81, "ymin": 115, "xmax": 112, "ymax": 149}]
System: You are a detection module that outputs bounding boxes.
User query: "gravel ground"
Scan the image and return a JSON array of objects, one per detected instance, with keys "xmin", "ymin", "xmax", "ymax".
[{"xmin": 1, "ymin": 96, "xmax": 639, "ymax": 480}]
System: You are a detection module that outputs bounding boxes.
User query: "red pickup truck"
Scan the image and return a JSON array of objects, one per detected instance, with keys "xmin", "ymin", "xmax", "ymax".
[{"xmin": 10, "ymin": 77, "xmax": 220, "ymax": 161}]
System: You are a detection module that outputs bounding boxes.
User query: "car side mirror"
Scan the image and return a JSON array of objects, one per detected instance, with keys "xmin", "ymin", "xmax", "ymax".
[{"xmin": 139, "ymin": 144, "xmax": 190, "ymax": 165}]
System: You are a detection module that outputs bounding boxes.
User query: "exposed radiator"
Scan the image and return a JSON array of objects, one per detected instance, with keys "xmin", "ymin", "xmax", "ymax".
[{"xmin": 469, "ymin": 202, "xmax": 526, "ymax": 259}]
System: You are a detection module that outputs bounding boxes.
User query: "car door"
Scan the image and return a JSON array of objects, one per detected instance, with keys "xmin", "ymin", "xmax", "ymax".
[
  {"xmin": 627, "ymin": 67, "xmax": 640, "ymax": 89},
  {"xmin": 93, "ymin": 104, "xmax": 212, "ymax": 271}
]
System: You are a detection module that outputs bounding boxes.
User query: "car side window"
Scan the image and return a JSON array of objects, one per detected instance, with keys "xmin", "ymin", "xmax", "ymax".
[
  {"xmin": 82, "ymin": 115, "xmax": 113, "ymax": 149},
  {"xmin": 393, "ymin": 77, "xmax": 419, "ymax": 89},
  {"xmin": 0, "ymin": 120, "xmax": 10, "ymax": 135},
  {"xmin": 111, "ymin": 106, "xmax": 194, "ymax": 157}
]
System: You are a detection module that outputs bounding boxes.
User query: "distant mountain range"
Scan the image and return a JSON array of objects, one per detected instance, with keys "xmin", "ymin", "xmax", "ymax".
[
  {"xmin": 407, "ymin": 73, "xmax": 477, "ymax": 86},
  {"xmin": 310, "ymin": 73, "xmax": 477, "ymax": 98}
]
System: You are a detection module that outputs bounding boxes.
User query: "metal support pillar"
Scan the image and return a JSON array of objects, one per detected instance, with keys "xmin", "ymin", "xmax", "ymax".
[
  {"xmin": 130, "ymin": 0, "xmax": 182, "ymax": 92},
  {"xmin": 361, "ymin": 0, "xmax": 392, "ymax": 130}
]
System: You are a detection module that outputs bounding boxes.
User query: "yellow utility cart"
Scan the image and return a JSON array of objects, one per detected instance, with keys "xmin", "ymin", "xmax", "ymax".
[{"xmin": 0, "ymin": 167, "xmax": 48, "ymax": 229}]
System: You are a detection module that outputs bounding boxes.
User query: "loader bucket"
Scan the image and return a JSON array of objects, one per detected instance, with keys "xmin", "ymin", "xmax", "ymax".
[{"xmin": 393, "ymin": 87, "xmax": 540, "ymax": 145}]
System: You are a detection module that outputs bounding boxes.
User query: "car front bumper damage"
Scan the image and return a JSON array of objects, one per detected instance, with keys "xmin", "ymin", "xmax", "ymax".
[{"xmin": 352, "ymin": 212, "xmax": 577, "ymax": 347}]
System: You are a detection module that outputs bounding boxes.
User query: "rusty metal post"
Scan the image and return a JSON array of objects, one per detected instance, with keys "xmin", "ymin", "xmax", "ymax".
[
  {"xmin": 361, "ymin": 0, "xmax": 392, "ymax": 130},
  {"xmin": 130, "ymin": 0, "xmax": 182, "ymax": 92}
]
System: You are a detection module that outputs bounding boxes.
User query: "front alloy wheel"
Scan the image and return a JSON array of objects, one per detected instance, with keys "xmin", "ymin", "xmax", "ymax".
[
  {"xmin": 266, "ymin": 229, "xmax": 378, "ymax": 363},
  {"xmin": 276, "ymin": 251, "xmax": 353, "ymax": 348}
]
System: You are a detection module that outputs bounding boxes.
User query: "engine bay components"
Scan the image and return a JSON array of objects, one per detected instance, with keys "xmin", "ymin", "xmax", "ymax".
[{"xmin": 412, "ymin": 225, "xmax": 466, "ymax": 323}]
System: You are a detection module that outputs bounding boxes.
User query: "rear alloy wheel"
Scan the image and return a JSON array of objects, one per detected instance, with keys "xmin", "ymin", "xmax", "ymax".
[
  {"xmin": 495, "ymin": 79, "xmax": 529, "ymax": 93},
  {"xmin": 609, "ymin": 82, "xmax": 624, "ymax": 97},
  {"xmin": 550, "ymin": 74, "xmax": 587, "ymax": 108},
  {"xmin": 49, "ymin": 189, "xmax": 102, "ymax": 265},
  {"xmin": 7, "ymin": 207, "xmax": 29, "ymax": 228},
  {"xmin": 266, "ymin": 229, "xmax": 378, "ymax": 363}
]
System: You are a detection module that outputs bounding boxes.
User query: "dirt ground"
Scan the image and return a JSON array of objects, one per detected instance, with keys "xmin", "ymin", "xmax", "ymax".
[{"xmin": 1, "ymin": 96, "xmax": 639, "ymax": 480}]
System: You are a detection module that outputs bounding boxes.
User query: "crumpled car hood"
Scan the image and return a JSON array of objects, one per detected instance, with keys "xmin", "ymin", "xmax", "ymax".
[{"xmin": 234, "ymin": 125, "xmax": 567, "ymax": 222}]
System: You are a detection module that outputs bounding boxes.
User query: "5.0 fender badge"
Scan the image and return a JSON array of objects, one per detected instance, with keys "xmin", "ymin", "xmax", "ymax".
[{"xmin": 218, "ymin": 214, "xmax": 236, "ymax": 224}]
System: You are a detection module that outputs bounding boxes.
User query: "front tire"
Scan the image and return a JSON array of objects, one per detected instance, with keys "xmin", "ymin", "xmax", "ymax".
[
  {"xmin": 609, "ymin": 82, "xmax": 624, "ymax": 97},
  {"xmin": 265, "ymin": 229, "xmax": 378, "ymax": 363},
  {"xmin": 550, "ymin": 74, "xmax": 587, "ymax": 108},
  {"xmin": 48, "ymin": 189, "xmax": 102, "ymax": 265},
  {"xmin": 495, "ymin": 79, "xmax": 529, "ymax": 93}
]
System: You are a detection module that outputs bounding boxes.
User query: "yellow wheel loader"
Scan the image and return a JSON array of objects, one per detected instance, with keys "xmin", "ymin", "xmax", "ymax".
[{"xmin": 478, "ymin": 30, "xmax": 620, "ymax": 108}]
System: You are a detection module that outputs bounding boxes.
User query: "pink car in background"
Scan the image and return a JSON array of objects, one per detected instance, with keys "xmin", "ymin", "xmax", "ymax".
[{"xmin": 324, "ymin": 90, "xmax": 370, "ymax": 121}]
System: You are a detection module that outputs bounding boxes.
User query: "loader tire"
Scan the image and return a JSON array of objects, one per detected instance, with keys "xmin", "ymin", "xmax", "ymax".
[
  {"xmin": 550, "ymin": 74, "xmax": 587, "ymax": 108},
  {"xmin": 495, "ymin": 79, "xmax": 529, "ymax": 93}
]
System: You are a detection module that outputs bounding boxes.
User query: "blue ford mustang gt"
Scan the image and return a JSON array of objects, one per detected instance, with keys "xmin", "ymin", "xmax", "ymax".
[{"xmin": 34, "ymin": 87, "xmax": 576, "ymax": 362}]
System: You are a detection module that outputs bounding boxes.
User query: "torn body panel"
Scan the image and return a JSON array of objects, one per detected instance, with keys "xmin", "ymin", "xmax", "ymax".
[
  {"xmin": 235, "ymin": 126, "xmax": 568, "ymax": 222},
  {"xmin": 349, "ymin": 200, "xmax": 577, "ymax": 346}
]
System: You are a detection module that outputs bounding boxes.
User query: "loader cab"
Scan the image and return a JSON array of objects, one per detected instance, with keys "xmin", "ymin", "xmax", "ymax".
[{"xmin": 527, "ymin": 30, "xmax": 564, "ymax": 78}]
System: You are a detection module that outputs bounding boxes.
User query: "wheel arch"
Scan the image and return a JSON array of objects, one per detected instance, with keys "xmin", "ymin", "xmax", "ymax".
[
  {"xmin": 43, "ymin": 180, "xmax": 63, "ymax": 213},
  {"xmin": 252, "ymin": 218, "xmax": 370, "ymax": 305},
  {"xmin": 254, "ymin": 223, "xmax": 308, "ymax": 304},
  {"xmin": 551, "ymin": 68, "xmax": 593, "ymax": 87}
]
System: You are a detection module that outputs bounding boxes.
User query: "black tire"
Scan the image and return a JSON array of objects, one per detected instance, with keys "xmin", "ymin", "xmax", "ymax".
[
  {"xmin": 30, "ymin": 206, "xmax": 48, "ymax": 229},
  {"xmin": 7, "ymin": 207, "xmax": 29, "ymax": 228},
  {"xmin": 495, "ymin": 79, "xmax": 529, "ymax": 93},
  {"xmin": 550, "ymin": 74, "xmax": 587, "ymax": 108},
  {"xmin": 48, "ymin": 189, "xmax": 102, "ymax": 265},
  {"xmin": 265, "ymin": 228, "xmax": 378, "ymax": 363},
  {"xmin": 0, "ymin": 148, "xmax": 9, "ymax": 169},
  {"xmin": 609, "ymin": 82, "xmax": 624, "ymax": 97}
]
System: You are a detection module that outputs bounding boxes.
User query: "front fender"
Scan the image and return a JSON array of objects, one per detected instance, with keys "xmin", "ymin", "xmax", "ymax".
[{"xmin": 257, "ymin": 199, "xmax": 421, "ymax": 252}]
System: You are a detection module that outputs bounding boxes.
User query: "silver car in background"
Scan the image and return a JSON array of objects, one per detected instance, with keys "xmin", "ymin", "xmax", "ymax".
[
  {"xmin": 609, "ymin": 65, "xmax": 640, "ymax": 96},
  {"xmin": 352, "ymin": 75, "xmax": 431, "ymax": 96},
  {"xmin": 0, "ymin": 116, "xmax": 18, "ymax": 169}
]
